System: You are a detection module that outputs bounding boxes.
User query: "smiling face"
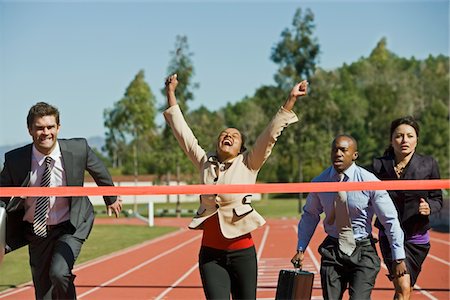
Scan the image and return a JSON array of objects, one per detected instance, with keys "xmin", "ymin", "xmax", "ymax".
[
  {"xmin": 216, "ymin": 128, "xmax": 243, "ymax": 162},
  {"xmin": 391, "ymin": 124, "xmax": 418, "ymax": 159},
  {"xmin": 28, "ymin": 115, "xmax": 60, "ymax": 155},
  {"xmin": 331, "ymin": 135, "xmax": 358, "ymax": 173}
]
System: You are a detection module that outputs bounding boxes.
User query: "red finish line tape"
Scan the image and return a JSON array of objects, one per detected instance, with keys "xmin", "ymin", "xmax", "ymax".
[{"xmin": 0, "ymin": 180, "xmax": 448, "ymax": 197}]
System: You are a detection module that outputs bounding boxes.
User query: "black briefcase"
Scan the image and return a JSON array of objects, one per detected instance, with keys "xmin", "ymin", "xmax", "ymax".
[{"xmin": 275, "ymin": 269, "xmax": 314, "ymax": 300}]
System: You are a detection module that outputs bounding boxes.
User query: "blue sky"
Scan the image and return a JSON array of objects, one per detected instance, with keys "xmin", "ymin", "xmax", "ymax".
[{"xmin": 0, "ymin": 0, "xmax": 448, "ymax": 146}]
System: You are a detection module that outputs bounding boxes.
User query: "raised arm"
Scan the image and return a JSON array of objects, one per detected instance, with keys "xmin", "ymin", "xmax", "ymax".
[
  {"xmin": 165, "ymin": 73, "xmax": 178, "ymax": 107},
  {"xmin": 245, "ymin": 80, "xmax": 307, "ymax": 170},
  {"xmin": 283, "ymin": 80, "xmax": 308, "ymax": 111}
]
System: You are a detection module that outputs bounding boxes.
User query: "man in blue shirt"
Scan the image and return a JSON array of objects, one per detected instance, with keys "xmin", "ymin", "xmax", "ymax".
[{"xmin": 291, "ymin": 134, "xmax": 406, "ymax": 300}]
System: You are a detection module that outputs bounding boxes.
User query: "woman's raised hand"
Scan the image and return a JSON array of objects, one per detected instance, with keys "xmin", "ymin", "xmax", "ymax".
[{"xmin": 165, "ymin": 74, "xmax": 179, "ymax": 107}]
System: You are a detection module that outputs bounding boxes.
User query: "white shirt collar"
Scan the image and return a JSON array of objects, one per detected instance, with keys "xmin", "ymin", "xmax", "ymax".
[{"xmin": 32, "ymin": 141, "xmax": 61, "ymax": 166}]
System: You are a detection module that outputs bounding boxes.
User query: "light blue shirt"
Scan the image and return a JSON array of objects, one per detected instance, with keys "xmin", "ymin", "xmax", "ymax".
[{"xmin": 297, "ymin": 162, "xmax": 405, "ymax": 260}]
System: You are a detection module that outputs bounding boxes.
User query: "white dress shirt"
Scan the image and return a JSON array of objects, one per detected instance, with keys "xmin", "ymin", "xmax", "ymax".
[{"xmin": 24, "ymin": 142, "xmax": 70, "ymax": 225}]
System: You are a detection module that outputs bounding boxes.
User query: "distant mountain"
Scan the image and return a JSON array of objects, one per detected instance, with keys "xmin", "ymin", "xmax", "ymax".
[{"xmin": 0, "ymin": 136, "xmax": 105, "ymax": 167}]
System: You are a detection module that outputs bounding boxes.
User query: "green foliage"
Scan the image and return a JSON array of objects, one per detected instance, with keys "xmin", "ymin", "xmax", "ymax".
[
  {"xmin": 101, "ymin": 9, "xmax": 449, "ymax": 181},
  {"xmin": 103, "ymin": 70, "xmax": 157, "ymax": 173}
]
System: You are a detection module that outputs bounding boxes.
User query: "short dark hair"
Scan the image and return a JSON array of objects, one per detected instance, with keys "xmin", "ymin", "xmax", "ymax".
[
  {"xmin": 240, "ymin": 132, "xmax": 247, "ymax": 153},
  {"xmin": 332, "ymin": 134, "xmax": 358, "ymax": 150},
  {"xmin": 27, "ymin": 102, "xmax": 60, "ymax": 128}
]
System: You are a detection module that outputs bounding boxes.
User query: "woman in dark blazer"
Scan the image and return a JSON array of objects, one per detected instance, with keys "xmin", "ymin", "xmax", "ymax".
[{"xmin": 372, "ymin": 116, "xmax": 442, "ymax": 300}]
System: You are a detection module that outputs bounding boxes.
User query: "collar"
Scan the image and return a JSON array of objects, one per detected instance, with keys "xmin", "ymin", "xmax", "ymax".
[
  {"xmin": 32, "ymin": 141, "xmax": 61, "ymax": 166},
  {"xmin": 330, "ymin": 162, "xmax": 357, "ymax": 181}
]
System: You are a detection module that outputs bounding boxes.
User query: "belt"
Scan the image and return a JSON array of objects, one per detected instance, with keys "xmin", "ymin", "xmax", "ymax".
[
  {"xmin": 26, "ymin": 220, "xmax": 70, "ymax": 232},
  {"xmin": 46, "ymin": 220, "xmax": 71, "ymax": 231},
  {"xmin": 326, "ymin": 235, "xmax": 376, "ymax": 247}
]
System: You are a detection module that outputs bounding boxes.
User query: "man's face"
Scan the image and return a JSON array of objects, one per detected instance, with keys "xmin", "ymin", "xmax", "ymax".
[
  {"xmin": 331, "ymin": 136, "xmax": 358, "ymax": 173},
  {"xmin": 28, "ymin": 115, "xmax": 60, "ymax": 155}
]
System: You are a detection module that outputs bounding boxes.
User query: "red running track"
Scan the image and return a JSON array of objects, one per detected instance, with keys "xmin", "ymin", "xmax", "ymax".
[{"xmin": 0, "ymin": 218, "xmax": 448, "ymax": 300}]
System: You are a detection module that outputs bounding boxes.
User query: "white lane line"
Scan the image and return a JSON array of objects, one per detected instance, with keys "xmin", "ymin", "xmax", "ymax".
[
  {"xmin": 380, "ymin": 262, "xmax": 437, "ymax": 300},
  {"xmin": 0, "ymin": 286, "xmax": 33, "ymax": 299},
  {"xmin": 292, "ymin": 224, "xmax": 321, "ymax": 272},
  {"xmin": 430, "ymin": 237, "xmax": 450, "ymax": 246},
  {"xmin": 257, "ymin": 226, "xmax": 270, "ymax": 260},
  {"xmin": 0, "ymin": 229, "xmax": 189, "ymax": 298},
  {"xmin": 154, "ymin": 263, "xmax": 199, "ymax": 300},
  {"xmin": 75, "ymin": 229, "xmax": 188, "ymax": 271},
  {"xmin": 77, "ymin": 234, "xmax": 201, "ymax": 299},
  {"xmin": 427, "ymin": 253, "xmax": 450, "ymax": 267}
]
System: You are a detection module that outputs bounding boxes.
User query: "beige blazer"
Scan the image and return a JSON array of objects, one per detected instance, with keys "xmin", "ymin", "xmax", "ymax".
[{"xmin": 164, "ymin": 105, "xmax": 298, "ymax": 238}]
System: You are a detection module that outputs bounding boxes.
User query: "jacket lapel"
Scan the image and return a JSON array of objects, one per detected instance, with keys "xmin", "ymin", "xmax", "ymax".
[
  {"xmin": 381, "ymin": 157, "xmax": 397, "ymax": 179},
  {"xmin": 59, "ymin": 140, "xmax": 75, "ymax": 186},
  {"xmin": 401, "ymin": 153, "xmax": 420, "ymax": 179}
]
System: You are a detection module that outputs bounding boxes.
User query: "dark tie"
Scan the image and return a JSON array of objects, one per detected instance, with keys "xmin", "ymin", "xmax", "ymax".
[
  {"xmin": 335, "ymin": 173, "xmax": 356, "ymax": 256},
  {"xmin": 33, "ymin": 156, "xmax": 52, "ymax": 237}
]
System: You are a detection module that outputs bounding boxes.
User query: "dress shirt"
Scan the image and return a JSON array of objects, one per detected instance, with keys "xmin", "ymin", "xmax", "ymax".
[
  {"xmin": 24, "ymin": 142, "xmax": 70, "ymax": 225},
  {"xmin": 297, "ymin": 162, "xmax": 405, "ymax": 260}
]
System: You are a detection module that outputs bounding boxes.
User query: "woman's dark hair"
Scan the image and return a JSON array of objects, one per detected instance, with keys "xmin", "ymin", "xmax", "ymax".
[
  {"xmin": 27, "ymin": 102, "xmax": 60, "ymax": 128},
  {"xmin": 240, "ymin": 133, "xmax": 247, "ymax": 153},
  {"xmin": 383, "ymin": 116, "xmax": 420, "ymax": 156}
]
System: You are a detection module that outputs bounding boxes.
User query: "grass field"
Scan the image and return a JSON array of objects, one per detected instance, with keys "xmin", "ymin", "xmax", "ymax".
[{"xmin": 0, "ymin": 198, "xmax": 302, "ymax": 292}]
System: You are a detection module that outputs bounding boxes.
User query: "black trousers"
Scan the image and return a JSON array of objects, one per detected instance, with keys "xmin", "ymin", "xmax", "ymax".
[
  {"xmin": 318, "ymin": 236, "xmax": 380, "ymax": 300},
  {"xmin": 26, "ymin": 221, "xmax": 83, "ymax": 300},
  {"xmin": 199, "ymin": 246, "xmax": 257, "ymax": 300}
]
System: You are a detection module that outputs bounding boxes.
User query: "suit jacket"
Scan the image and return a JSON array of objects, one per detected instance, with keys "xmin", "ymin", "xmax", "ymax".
[
  {"xmin": 372, "ymin": 152, "xmax": 443, "ymax": 237},
  {"xmin": 164, "ymin": 105, "xmax": 298, "ymax": 239},
  {"xmin": 0, "ymin": 138, "xmax": 117, "ymax": 252}
]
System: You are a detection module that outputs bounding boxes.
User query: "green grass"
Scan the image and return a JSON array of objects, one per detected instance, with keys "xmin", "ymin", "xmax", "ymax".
[
  {"xmin": 104, "ymin": 197, "xmax": 304, "ymax": 219},
  {"xmin": 0, "ymin": 225, "xmax": 176, "ymax": 292}
]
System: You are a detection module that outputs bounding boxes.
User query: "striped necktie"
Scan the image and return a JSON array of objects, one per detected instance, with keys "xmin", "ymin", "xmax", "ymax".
[
  {"xmin": 33, "ymin": 156, "xmax": 52, "ymax": 238},
  {"xmin": 335, "ymin": 173, "xmax": 356, "ymax": 256}
]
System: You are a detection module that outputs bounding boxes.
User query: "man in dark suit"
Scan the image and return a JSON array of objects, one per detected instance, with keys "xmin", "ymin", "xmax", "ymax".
[{"xmin": 0, "ymin": 102, "xmax": 122, "ymax": 299}]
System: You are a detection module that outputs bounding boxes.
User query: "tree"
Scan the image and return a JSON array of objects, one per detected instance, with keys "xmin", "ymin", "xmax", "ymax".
[
  {"xmin": 271, "ymin": 8, "xmax": 320, "ymax": 91},
  {"xmin": 159, "ymin": 35, "xmax": 198, "ymax": 216},
  {"xmin": 104, "ymin": 70, "xmax": 157, "ymax": 212},
  {"xmin": 270, "ymin": 7, "xmax": 320, "ymax": 210}
]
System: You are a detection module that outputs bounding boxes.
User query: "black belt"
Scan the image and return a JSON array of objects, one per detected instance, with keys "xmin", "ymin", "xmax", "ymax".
[
  {"xmin": 327, "ymin": 235, "xmax": 376, "ymax": 247},
  {"xmin": 26, "ymin": 220, "xmax": 70, "ymax": 232}
]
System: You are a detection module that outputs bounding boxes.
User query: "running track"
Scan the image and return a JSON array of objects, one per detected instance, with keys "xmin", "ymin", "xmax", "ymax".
[{"xmin": 1, "ymin": 218, "xmax": 448, "ymax": 300}]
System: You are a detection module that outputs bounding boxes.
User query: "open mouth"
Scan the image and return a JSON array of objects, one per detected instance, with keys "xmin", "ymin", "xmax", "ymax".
[{"xmin": 223, "ymin": 139, "xmax": 233, "ymax": 146}]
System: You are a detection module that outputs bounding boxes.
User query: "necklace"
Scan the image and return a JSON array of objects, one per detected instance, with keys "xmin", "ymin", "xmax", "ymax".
[{"xmin": 394, "ymin": 159, "xmax": 409, "ymax": 178}]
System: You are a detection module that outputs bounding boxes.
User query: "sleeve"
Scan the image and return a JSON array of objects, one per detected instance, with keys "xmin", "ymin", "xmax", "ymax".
[
  {"xmin": 427, "ymin": 157, "xmax": 443, "ymax": 215},
  {"xmin": 246, "ymin": 107, "xmax": 298, "ymax": 171},
  {"xmin": 371, "ymin": 188, "xmax": 406, "ymax": 260},
  {"xmin": 0, "ymin": 155, "xmax": 13, "ymax": 205},
  {"xmin": 84, "ymin": 140, "xmax": 117, "ymax": 206},
  {"xmin": 163, "ymin": 105, "xmax": 206, "ymax": 170},
  {"xmin": 297, "ymin": 192, "xmax": 322, "ymax": 251}
]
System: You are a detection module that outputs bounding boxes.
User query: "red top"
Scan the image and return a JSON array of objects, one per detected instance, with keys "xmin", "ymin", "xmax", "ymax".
[{"xmin": 201, "ymin": 214, "xmax": 254, "ymax": 250}]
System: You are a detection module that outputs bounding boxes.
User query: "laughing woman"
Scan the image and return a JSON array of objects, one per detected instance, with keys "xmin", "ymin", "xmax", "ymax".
[{"xmin": 164, "ymin": 73, "xmax": 307, "ymax": 299}]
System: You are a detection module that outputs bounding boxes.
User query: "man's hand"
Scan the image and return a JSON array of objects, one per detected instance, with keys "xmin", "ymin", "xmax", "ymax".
[
  {"xmin": 107, "ymin": 198, "xmax": 123, "ymax": 218},
  {"xmin": 291, "ymin": 251, "xmax": 304, "ymax": 269},
  {"xmin": 392, "ymin": 259, "xmax": 407, "ymax": 279},
  {"xmin": 419, "ymin": 198, "xmax": 430, "ymax": 216}
]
